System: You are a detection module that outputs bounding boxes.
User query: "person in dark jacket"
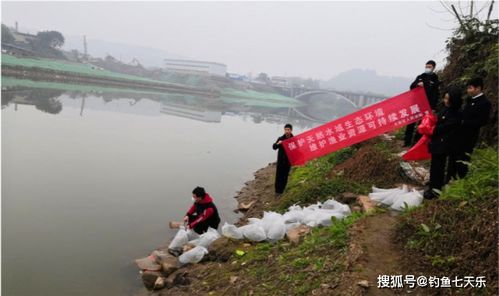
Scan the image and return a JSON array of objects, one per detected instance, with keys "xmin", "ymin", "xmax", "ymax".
[
  {"xmin": 183, "ymin": 186, "xmax": 221, "ymax": 234},
  {"xmin": 404, "ymin": 60, "xmax": 440, "ymax": 147},
  {"xmin": 272, "ymin": 123, "xmax": 294, "ymax": 196},
  {"xmin": 454, "ymin": 77, "xmax": 492, "ymax": 178},
  {"xmin": 424, "ymin": 87, "xmax": 463, "ymax": 199}
]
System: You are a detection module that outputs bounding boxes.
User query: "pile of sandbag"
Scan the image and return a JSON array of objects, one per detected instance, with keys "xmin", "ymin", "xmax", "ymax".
[
  {"xmin": 167, "ymin": 227, "xmax": 220, "ymax": 265},
  {"xmin": 368, "ymin": 185, "xmax": 423, "ymax": 211},
  {"xmin": 222, "ymin": 198, "xmax": 352, "ymax": 242}
]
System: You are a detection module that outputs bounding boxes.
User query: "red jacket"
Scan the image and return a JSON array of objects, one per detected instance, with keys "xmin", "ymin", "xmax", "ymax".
[{"xmin": 186, "ymin": 194, "xmax": 216, "ymax": 228}]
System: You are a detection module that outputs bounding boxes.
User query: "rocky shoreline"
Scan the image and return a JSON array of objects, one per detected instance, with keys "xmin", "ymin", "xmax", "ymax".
[
  {"xmin": 132, "ymin": 136, "xmax": 434, "ymax": 295},
  {"xmin": 132, "ymin": 162, "xmax": 281, "ymax": 295}
]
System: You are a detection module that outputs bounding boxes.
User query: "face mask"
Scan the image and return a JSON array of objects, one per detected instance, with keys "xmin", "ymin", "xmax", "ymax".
[
  {"xmin": 424, "ymin": 68, "xmax": 433, "ymax": 74},
  {"xmin": 192, "ymin": 197, "xmax": 196, "ymax": 202}
]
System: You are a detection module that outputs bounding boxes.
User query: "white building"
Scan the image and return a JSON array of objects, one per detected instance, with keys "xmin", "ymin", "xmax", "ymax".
[{"xmin": 163, "ymin": 59, "xmax": 227, "ymax": 77}]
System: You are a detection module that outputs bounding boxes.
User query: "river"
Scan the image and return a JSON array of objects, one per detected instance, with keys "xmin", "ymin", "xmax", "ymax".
[{"xmin": 1, "ymin": 81, "xmax": 357, "ymax": 295}]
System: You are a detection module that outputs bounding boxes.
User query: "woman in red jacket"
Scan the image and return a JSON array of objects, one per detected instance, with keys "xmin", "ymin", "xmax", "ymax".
[{"xmin": 183, "ymin": 186, "xmax": 221, "ymax": 234}]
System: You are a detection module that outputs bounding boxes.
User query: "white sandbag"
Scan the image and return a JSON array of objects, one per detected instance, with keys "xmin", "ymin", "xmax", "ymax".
[
  {"xmin": 282, "ymin": 209, "xmax": 305, "ymax": 223},
  {"xmin": 178, "ymin": 245, "xmax": 208, "ymax": 265},
  {"xmin": 266, "ymin": 222, "xmax": 286, "ymax": 242},
  {"xmin": 390, "ymin": 190, "xmax": 423, "ymax": 211},
  {"xmin": 302, "ymin": 209, "xmax": 319, "ymax": 227},
  {"xmin": 168, "ymin": 227, "xmax": 189, "ymax": 251},
  {"xmin": 371, "ymin": 186, "xmax": 403, "ymax": 193},
  {"xmin": 221, "ymin": 222, "xmax": 243, "ymax": 239},
  {"xmin": 288, "ymin": 204, "xmax": 302, "ymax": 211},
  {"xmin": 239, "ymin": 224, "xmax": 267, "ymax": 242},
  {"xmin": 369, "ymin": 185, "xmax": 408, "ymax": 205},
  {"xmin": 284, "ymin": 222, "xmax": 301, "ymax": 231},
  {"xmin": 186, "ymin": 229, "xmax": 200, "ymax": 241},
  {"xmin": 247, "ymin": 217, "xmax": 262, "ymax": 225},
  {"xmin": 316, "ymin": 209, "xmax": 346, "ymax": 226},
  {"xmin": 189, "ymin": 228, "xmax": 220, "ymax": 248},
  {"xmin": 322, "ymin": 199, "xmax": 351, "ymax": 215},
  {"xmin": 260, "ymin": 211, "xmax": 284, "ymax": 234},
  {"xmin": 304, "ymin": 202, "xmax": 322, "ymax": 211}
]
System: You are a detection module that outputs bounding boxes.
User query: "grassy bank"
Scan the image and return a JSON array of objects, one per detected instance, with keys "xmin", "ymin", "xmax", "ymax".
[
  {"xmin": 396, "ymin": 147, "xmax": 498, "ymax": 294},
  {"xmin": 163, "ymin": 136, "xmax": 409, "ymax": 296}
]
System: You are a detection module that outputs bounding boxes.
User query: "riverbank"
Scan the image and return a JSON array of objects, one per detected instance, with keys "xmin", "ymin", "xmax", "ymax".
[
  {"xmin": 137, "ymin": 130, "xmax": 497, "ymax": 295},
  {"xmin": 136, "ymin": 134, "xmax": 418, "ymax": 295}
]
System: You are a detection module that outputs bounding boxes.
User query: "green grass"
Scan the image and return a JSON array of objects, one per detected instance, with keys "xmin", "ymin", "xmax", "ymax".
[
  {"xmin": 276, "ymin": 147, "xmax": 370, "ymax": 210},
  {"xmin": 231, "ymin": 211, "xmax": 365, "ymax": 295},
  {"xmin": 440, "ymin": 147, "xmax": 498, "ymax": 201}
]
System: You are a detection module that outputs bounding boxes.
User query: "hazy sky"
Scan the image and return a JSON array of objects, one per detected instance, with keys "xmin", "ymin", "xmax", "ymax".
[{"xmin": 2, "ymin": 1, "xmax": 494, "ymax": 79}]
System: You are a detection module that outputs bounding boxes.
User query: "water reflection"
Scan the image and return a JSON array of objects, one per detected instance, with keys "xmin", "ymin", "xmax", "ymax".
[
  {"xmin": 2, "ymin": 88, "xmax": 64, "ymax": 114},
  {"xmin": 1, "ymin": 79, "xmax": 360, "ymax": 128}
]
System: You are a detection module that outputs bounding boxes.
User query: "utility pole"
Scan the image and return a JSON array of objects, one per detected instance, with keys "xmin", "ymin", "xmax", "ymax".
[{"xmin": 83, "ymin": 35, "xmax": 88, "ymax": 60}]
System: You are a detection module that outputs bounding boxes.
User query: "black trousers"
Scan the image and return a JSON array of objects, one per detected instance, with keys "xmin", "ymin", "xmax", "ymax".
[
  {"xmin": 275, "ymin": 162, "xmax": 291, "ymax": 194},
  {"xmin": 453, "ymin": 149, "xmax": 472, "ymax": 179},
  {"xmin": 429, "ymin": 152, "xmax": 463, "ymax": 191},
  {"xmin": 187, "ymin": 214, "xmax": 219, "ymax": 234},
  {"xmin": 429, "ymin": 153, "xmax": 447, "ymax": 191},
  {"xmin": 403, "ymin": 122, "xmax": 423, "ymax": 147}
]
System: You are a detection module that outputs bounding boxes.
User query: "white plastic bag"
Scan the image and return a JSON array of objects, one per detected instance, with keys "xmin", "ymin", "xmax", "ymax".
[
  {"xmin": 186, "ymin": 229, "xmax": 200, "ymax": 241},
  {"xmin": 283, "ymin": 209, "xmax": 305, "ymax": 223},
  {"xmin": 322, "ymin": 199, "xmax": 351, "ymax": 215},
  {"xmin": 239, "ymin": 224, "xmax": 267, "ymax": 242},
  {"xmin": 168, "ymin": 227, "xmax": 189, "ymax": 251},
  {"xmin": 390, "ymin": 190, "xmax": 423, "ymax": 211},
  {"xmin": 369, "ymin": 185, "xmax": 408, "ymax": 205},
  {"xmin": 371, "ymin": 186, "xmax": 403, "ymax": 193},
  {"xmin": 178, "ymin": 245, "xmax": 208, "ymax": 265},
  {"xmin": 302, "ymin": 209, "xmax": 318, "ymax": 227},
  {"xmin": 284, "ymin": 222, "xmax": 301, "ymax": 231},
  {"xmin": 266, "ymin": 222, "xmax": 286, "ymax": 242},
  {"xmin": 190, "ymin": 228, "xmax": 220, "ymax": 248},
  {"xmin": 222, "ymin": 222, "xmax": 243, "ymax": 239},
  {"xmin": 288, "ymin": 204, "xmax": 302, "ymax": 212},
  {"xmin": 260, "ymin": 211, "xmax": 284, "ymax": 235}
]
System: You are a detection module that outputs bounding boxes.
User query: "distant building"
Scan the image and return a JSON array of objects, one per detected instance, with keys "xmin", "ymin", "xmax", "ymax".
[
  {"xmin": 163, "ymin": 58, "xmax": 227, "ymax": 77},
  {"xmin": 226, "ymin": 73, "xmax": 248, "ymax": 81},
  {"xmin": 270, "ymin": 76, "xmax": 290, "ymax": 88}
]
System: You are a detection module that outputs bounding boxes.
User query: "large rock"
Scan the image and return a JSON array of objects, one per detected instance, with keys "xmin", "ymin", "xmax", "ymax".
[
  {"xmin": 286, "ymin": 224, "xmax": 311, "ymax": 245},
  {"xmin": 159, "ymin": 254, "xmax": 179, "ymax": 276},
  {"xmin": 165, "ymin": 270, "xmax": 190, "ymax": 288},
  {"xmin": 142, "ymin": 271, "xmax": 166, "ymax": 290},
  {"xmin": 357, "ymin": 195, "xmax": 375, "ymax": 213}
]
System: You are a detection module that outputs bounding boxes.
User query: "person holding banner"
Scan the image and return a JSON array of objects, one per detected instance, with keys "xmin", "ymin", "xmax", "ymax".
[
  {"xmin": 404, "ymin": 60, "xmax": 440, "ymax": 147},
  {"xmin": 272, "ymin": 124, "xmax": 294, "ymax": 196},
  {"xmin": 424, "ymin": 87, "xmax": 463, "ymax": 200}
]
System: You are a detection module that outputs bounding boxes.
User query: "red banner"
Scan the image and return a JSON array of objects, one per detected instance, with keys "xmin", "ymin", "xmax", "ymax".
[{"xmin": 283, "ymin": 87, "xmax": 431, "ymax": 166}]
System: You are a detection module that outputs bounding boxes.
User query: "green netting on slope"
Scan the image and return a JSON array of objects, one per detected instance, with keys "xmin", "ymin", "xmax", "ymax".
[
  {"xmin": 1, "ymin": 54, "xmax": 165, "ymax": 84},
  {"xmin": 1, "ymin": 76, "xmax": 167, "ymax": 96}
]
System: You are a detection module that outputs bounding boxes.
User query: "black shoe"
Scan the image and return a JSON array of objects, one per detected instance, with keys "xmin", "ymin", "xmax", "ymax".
[{"xmin": 423, "ymin": 189, "xmax": 437, "ymax": 200}]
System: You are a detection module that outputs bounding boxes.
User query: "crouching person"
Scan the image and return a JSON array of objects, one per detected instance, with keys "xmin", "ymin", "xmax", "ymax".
[{"xmin": 183, "ymin": 186, "xmax": 221, "ymax": 234}]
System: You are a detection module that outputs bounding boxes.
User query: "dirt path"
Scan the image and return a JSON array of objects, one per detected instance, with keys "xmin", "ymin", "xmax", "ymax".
[{"xmin": 337, "ymin": 212, "xmax": 405, "ymax": 296}]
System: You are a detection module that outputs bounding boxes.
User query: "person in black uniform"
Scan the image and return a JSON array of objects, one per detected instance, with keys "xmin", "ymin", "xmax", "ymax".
[
  {"xmin": 404, "ymin": 60, "xmax": 440, "ymax": 147},
  {"xmin": 424, "ymin": 87, "xmax": 463, "ymax": 199},
  {"xmin": 455, "ymin": 77, "xmax": 492, "ymax": 178},
  {"xmin": 272, "ymin": 123, "xmax": 294, "ymax": 196},
  {"xmin": 183, "ymin": 186, "xmax": 221, "ymax": 234}
]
